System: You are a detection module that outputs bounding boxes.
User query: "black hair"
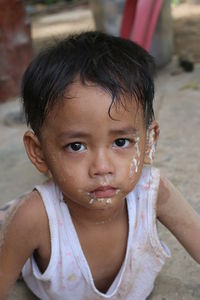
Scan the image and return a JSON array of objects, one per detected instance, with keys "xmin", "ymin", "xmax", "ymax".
[{"xmin": 22, "ymin": 31, "xmax": 155, "ymax": 136}]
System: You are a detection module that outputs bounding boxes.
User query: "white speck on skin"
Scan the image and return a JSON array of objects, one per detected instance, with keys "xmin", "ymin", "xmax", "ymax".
[
  {"xmin": 133, "ymin": 158, "xmax": 139, "ymax": 173},
  {"xmin": 95, "ymin": 220, "xmax": 105, "ymax": 225},
  {"xmin": 99, "ymin": 174, "xmax": 112, "ymax": 186},
  {"xmin": 87, "ymin": 189, "xmax": 120, "ymax": 205},
  {"xmin": 97, "ymin": 198, "xmax": 105, "ymax": 203},
  {"xmin": 148, "ymin": 130, "xmax": 156, "ymax": 163},
  {"xmin": 130, "ymin": 156, "xmax": 139, "ymax": 176},
  {"xmin": 135, "ymin": 140, "xmax": 141, "ymax": 157},
  {"xmin": 106, "ymin": 198, "xmax": 112, "ymax": 204},
  {"xmin": 89, "ymin": 198, "xmax": 94, "ymax": 204},
  {"xmin": 129, "ymin": 138, "xmax": 140, "ymax": 177}
]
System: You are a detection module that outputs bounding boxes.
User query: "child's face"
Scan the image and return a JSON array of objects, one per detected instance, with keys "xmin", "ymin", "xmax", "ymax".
[{"xmin": 26, "ymin": 81, "xmax": 153, "ymax": 210}]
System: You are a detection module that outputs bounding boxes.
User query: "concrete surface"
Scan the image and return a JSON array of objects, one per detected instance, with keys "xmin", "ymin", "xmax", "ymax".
[
  {"xmin": 0, "ymin": 3, "xmax": 200, "ymax": 300},
  {"xmin": 149, "ymin": 63, "xmax": 200, "ymax": 300}
]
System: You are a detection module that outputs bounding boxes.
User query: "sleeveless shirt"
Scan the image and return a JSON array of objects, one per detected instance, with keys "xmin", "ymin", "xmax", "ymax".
[{"xmin": 22, "ymin": 166, "xmax": 170, "ymax": 300}]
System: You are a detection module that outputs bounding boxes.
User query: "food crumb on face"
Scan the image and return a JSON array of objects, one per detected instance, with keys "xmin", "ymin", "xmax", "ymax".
[
  {"xmin": 106, "ymin": 198, "xmax": 112, "ymax": 205},
  {"xmin": 148, "ymin": 130, "xmax": 156, "ymax": 163},
  {"xmin": 129, "ymin": 137, "xmax": 141, "ymax": 177},
  {"xmin": 89, "ymin": 198, "xmax": 94, "ymax": 204},
  {"xmin": 97, "ymin": 198, "xmax": 105, "ymax": 203}
]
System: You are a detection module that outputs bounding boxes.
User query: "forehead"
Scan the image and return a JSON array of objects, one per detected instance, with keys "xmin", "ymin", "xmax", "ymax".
[{"xmin": 43, "ymin": 81, "xmax": 145, "ymax": 132}]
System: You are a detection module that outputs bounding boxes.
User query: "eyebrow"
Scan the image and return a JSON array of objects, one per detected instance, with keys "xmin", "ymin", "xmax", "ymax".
[
  {"xmin": 109, "ymin": 127, "xmax": 138, "ymax": 136},
  {"xmin": 58, "ymin": 131, "xmax": 91, "ymax": 139},
  {"xmin": 58, "ymin": 127, "xmax": 138, "ymax": 140}
]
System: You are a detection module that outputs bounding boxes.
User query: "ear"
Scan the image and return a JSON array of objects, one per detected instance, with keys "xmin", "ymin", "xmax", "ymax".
[
  {"xmin": 144, "ymin": 121, "xmax": 160, "ymax": 165},
  {"xmin": 23, "ymin": 130, "xmax": 49, "ymax": 174}
]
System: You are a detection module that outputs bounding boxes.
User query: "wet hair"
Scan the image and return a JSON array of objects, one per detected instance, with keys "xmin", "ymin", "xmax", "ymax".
[{"xmin": 22, "ymin": 31, "xmax": 155, "ymax": 136}]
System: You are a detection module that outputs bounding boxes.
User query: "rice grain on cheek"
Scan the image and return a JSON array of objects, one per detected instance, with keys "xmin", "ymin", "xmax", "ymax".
[
  {"xmin": 129, "ymin": 137, "xmax": 141, "ymax": 178},
  {"xmin": 148, "ymin": 130, "xmax": 156, "ymax": 163}
]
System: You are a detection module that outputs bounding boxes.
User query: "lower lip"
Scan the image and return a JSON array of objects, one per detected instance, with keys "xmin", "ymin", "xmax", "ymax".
[{"xmin": 91, "ymin": 188, "xmax": 117, "ymax": 198}]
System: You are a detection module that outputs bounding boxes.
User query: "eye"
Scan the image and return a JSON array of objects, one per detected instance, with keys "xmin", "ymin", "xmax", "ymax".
[
  {"xmin": 113, "ymin": 138, "xmax": 130, "ymax": 148},
  {"xmin": 65, "ymin": 142, "xmax": 86, "ymax": 152}
]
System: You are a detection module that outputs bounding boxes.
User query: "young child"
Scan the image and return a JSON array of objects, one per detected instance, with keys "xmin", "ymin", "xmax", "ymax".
[{"xmin": 0, "ymin": 31, "xmax": 200, "ymax": 300}]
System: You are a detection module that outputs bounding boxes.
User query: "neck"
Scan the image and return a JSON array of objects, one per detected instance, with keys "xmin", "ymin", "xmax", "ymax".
[{"xmin": 65, "ymin": 198, "xmax": 127, "ymax": 228}]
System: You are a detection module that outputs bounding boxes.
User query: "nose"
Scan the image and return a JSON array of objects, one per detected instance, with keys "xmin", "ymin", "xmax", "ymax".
[{"xmin": 89, "ymin": 149, "xmax": 115, "ymax": 177}]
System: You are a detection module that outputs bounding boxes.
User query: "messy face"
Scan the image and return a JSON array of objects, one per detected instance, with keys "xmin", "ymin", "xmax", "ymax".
[{"xmin": 39, "ymin": 81, "xmax": 147, "ymax": 211}]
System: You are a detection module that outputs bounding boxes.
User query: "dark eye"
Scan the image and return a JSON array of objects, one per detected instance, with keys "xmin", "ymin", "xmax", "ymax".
[
  {"xmin": 113, "ymin": 138, "xmax": 130, "ymax": 148},
  {"xmin": 66, "ymin": 142, "xmax": 86, "ymax": 152}
]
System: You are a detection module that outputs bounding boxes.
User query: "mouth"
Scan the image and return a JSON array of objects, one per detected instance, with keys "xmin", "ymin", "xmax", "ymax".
[{"xmin": 90, "ymin": 186, "xmax": 118, "ymax": 198}]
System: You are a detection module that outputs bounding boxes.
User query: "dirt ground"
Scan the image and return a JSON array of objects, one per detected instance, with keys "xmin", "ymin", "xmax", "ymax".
[{"xmin": 172, "ymin": 2, "xmax": 200, "ymax": 62}]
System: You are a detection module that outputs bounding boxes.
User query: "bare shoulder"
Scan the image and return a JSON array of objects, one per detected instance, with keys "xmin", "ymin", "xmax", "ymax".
[
  {"xmin": 0, "ymin": 189, "xmax": 48, "ymax": 256},
  {"xmin": 17, "ymin": 189, "xmax": 47, "ymax": 224},
  {"xmin": 156, "ymin": 172, "xmax": 171, "ymax": 215},
  {"xmin": 156, "ymin": 172, "xmax": 191, "ymax": 221},
  {"xmin": 156, "ymin": 173, "xmax": 200, "ymax": 263},
  {"xmin": 156, "ymin": 173, "xmax": 192, "ymax": 219},
  {"xmin": 2, "ymin": 189, "xmax": 47, "ymax": 239}
]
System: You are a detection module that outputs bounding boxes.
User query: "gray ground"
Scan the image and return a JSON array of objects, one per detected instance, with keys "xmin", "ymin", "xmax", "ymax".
[{"xmin": 0, "ymin": 3, "xmax": 200, "ymax": 299}]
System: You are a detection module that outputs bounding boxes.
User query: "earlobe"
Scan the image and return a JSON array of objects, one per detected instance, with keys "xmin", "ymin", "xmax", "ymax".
[
  {"xmin": 23, "ymin": 131, "xmax": 48, "ymax": 174},
  {"xmin": 144, "ymin": 121, "xmax": 160, "ymax": 165}
]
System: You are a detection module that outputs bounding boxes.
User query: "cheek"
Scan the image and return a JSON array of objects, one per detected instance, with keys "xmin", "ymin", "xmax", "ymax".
[
  {"xmin": 54, "ymin": 168, "xmax": 85, "ymax": 200},
  {"xmin": 44, "ymin": 151, "xmax": 77, "ymax": 184},
  {"xmin": 53, "ymin": 163, "xmax": 82, "ymax": 186}
]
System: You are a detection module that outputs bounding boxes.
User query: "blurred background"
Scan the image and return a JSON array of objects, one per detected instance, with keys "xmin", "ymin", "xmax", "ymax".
[
  {"xmin": 0, "ymin": 1, "xmax": 200, "ymax": 299},
  {"xmin": 0, "ymin": 0, "xmax": 200, "ymax": 104}
]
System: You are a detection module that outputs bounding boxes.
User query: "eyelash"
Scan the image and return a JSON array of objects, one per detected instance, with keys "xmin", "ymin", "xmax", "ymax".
[
  {"xmin": 65, "ymin": 142, "xmax": 86, "ymax": 153},
  {"xmin": 65, "ymin": 138, "xmax": 134, "ymax": 153},
  {"xmin": 112, "ymin": 138, "xmax": 132, "ymax": 149}
]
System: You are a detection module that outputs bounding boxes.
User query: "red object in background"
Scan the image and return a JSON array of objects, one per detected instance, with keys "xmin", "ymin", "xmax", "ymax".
[
  {"xmin": 120, "ymin": 0, "xmax": 163, "ymax": 51},
  {"xmin": 120, "ymin": 0, "xmax": 137, "ymax": 39},
  {"xmin": 0, "ymin": 0, "xmax": 33, "ymax": 102}
]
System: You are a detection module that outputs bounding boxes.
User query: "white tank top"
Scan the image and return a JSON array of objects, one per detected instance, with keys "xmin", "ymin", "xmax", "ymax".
[{"xmin": 22, "ymin": 166, "xmax": 170, "ymax": 300}]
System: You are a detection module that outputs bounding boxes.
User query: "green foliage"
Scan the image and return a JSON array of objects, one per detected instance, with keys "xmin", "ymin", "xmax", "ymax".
[
  {"xmin": 171, "ymin": 0, "xmax": 181, "ymax": 4},
  {"xmin": 37, "ymin": 0, "xmax": 75, "ymax": 5},
  {"xmin": 44, "ymin": 0, "xmax": 55, "ymax": 4}
]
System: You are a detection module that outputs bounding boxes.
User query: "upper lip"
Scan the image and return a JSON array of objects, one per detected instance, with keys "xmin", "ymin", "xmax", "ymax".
[
  {"xmin": 90, "ymin": 186, "xmax": 116, "ymax": 193},
  {"xmin": 89, "ymin": 186, "xmax": 118, "ymax": 198}
]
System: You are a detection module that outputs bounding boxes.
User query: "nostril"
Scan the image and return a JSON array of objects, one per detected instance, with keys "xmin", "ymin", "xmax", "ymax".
[
  {"xmin": 89, "ymin": 150, "xmax": 115, "ymax": 177},
  {"xmin": 92, "ymin": 170, "xmax": 113, "ymax": 177},
  {"xmin": 89, "ymin": 161, "xmax": 114, "ymax": 177}
]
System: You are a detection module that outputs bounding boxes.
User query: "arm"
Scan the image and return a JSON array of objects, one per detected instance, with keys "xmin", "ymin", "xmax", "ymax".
[
  {"xmin": 157, "ymin": 174, "xmax": 200, "ymax": 263},
  {"xmin": 0, "ymin": 191, "xmax": 45, "ymax": 299}
]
